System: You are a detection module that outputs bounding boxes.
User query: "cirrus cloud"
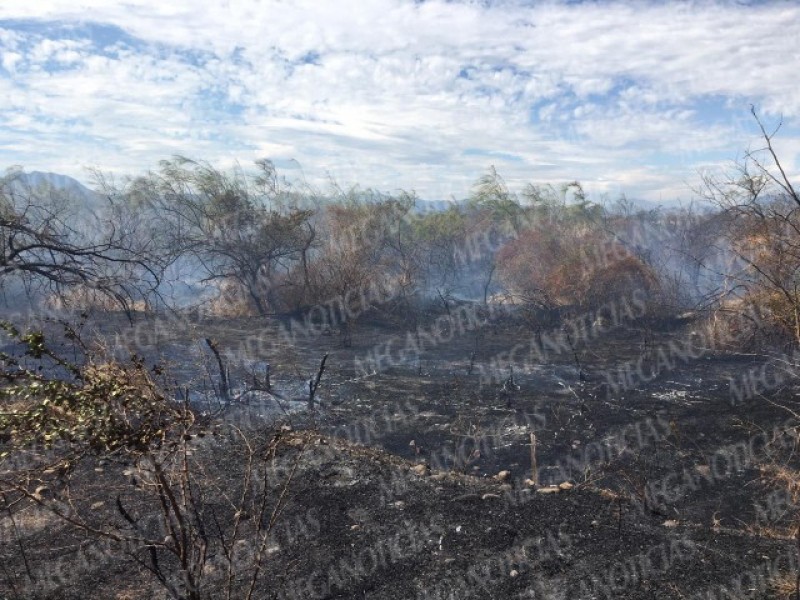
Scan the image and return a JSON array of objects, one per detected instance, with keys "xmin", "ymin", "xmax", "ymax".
[{"xmin": 0, "ymin": 0, "xmax": 798, "ymax": 203}]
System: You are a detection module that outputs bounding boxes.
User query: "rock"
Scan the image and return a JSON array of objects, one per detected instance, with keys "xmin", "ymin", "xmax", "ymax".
[
  {"xmin": 412, "ymin": 464, "xmax": 428, "ymax": 476},
  {"xmin": 392, "ymin": 500, "xmax": 406, "ymax": 509},
  {"xmin": 495, "ymin": 470, "xmax": 511, "ymax": 482},
  {"xmin": 558, "ymin": 481, "xmax": 574, "ymax": 491},
  {"xmin": 662, "ymin": 519, "xmax": 680, "ymax": 528},
  {"xmin": 510, "ymin": 569, "xmax": 519, "ymax": 578},
  {"xmin": 523, "ymin": 478, "xmax": 537, "ymax": 487},
  {"xmin": 499, "ymin": 483, "xmax": 513, "ymax": 491},
  {"xmin": 430, "ymin": 472, "xmax": 447, "ymax": 481},
  {"xmin": 536, "ymin": 486, "xmax": 561, "ymax": 494},
  {"xmin": 350, "ymin": 524, "xmax": 360, "ymax": 531},
  {"xmin": 694, "ymin": 464, "xmax": 711, "ymax": 477}
]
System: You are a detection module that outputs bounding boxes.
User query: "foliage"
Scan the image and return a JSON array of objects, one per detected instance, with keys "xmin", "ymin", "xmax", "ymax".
[
  {"xmin": 0, "ymin": 320, "xmax": 185, "ymax": 461},
  {"xmin": 412, "ymin": 205, "xmax": 469, "ymax": 293},
  {"xmin": 0, "ymin": 320, "xmax": 300, "ymax": 600},
  {"xmin": 117, "ymin": 157, "xmax": 315, "ymax": 315},
  {"xmin": 467, "ymin": 166, "xmax": 525, "ymax": 232}
]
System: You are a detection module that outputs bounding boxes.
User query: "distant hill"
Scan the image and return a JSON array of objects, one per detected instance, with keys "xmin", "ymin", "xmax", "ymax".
[
  {"xmin": 20, "ymin": 171, "xmax": 96, "ymax": 198},
  {"xmin": 2, "ymin": 170, "xmax": 104, "ymax": 218}
]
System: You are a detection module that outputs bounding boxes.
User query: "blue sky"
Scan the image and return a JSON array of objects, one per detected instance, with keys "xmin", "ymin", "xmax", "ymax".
[{"xmin": 1, "ymin": 0, "xmax": 799, "ymax": 204}]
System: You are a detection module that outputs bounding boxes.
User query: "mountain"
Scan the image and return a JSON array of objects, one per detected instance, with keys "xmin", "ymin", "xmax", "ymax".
[
  {"xmin": 22, "ymin": 171, "xmax": 95, "ymax": 196},
  {"xmin": 7, "ymin": 170, "xmax": 102, "ymax": 207}
]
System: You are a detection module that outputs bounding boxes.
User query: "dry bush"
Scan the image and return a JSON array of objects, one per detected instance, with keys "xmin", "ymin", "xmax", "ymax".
[
  {"xmin": 581, "ymin": 254, "xmax": 661, "ymax": 311},
  {"xmin": 495, "ymin": 227, "xmax": 576, "ymax": 310},
  {"xmin": 496, "ymin": 226, "xmax": 660, "ymax": 313},
  {"xmin": 720, "ymin": 207, "xmax": 800, "ymax": 345},
  {"xmin": 267, "ymin": 199, "xmax": 412, "ymax": 324},
  {"xmin": 693, "ymin": 291, "xmax": 799, "ymax": 354},
  {"xmin": 699, "ymin": 109, "xmax": 800, "ymax": 348}
]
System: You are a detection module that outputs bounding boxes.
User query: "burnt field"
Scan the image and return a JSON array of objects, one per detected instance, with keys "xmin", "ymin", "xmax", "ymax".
[
  {"xmin": 3, "ymin": 302, "xmax": 800, "ymax": 600},
  {"xmin": 4, "ymin": 135, "xmax": 800, "ymax": 599},
  {"xmin": 6, "ymin": 4, "xmax": 800, "ymax": 598}
]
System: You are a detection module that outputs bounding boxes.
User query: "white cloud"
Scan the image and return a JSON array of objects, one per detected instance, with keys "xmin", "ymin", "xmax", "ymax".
[{"xmin": 0, "ymin": 0, "xmax": 799, "ymax": 203}]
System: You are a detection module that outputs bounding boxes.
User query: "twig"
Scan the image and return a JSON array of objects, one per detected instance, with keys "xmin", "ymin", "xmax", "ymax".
[
  {"xmin": 1, "ymin": 492, "xmax": 34, "ymax": 586},
  {"xmin": 205, "ymin": 338, "xmax": 230, "ymax": 403},
  {"xmin": 308, "ymin": 353, "xmax": 328, "ymax": 411}
]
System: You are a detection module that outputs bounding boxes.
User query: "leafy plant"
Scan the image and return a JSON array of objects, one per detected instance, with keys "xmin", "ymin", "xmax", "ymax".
[{"xmin": 0, "ymin": 321, "xmax": 300, "ymax": 600}]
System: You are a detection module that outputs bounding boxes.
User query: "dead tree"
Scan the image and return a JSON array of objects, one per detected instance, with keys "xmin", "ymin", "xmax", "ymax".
[{"xmin": 0, "ymin": 168, "xmax": 167, "ymax": 314}]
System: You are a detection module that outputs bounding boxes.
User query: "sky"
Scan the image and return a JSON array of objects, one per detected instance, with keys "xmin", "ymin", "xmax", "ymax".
[{"xmin": 1, "ymin": 0, "xmax": 799, "ymax": 205}]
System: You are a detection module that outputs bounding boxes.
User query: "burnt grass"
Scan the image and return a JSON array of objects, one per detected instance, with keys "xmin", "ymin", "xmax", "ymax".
[{"xmin": 4, "ymin": 303, "xmax": 800, "ymax": 599}]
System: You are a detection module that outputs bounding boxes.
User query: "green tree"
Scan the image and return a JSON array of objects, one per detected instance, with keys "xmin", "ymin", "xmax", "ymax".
[{"xmin": 124, "ymin": 158, "xmax": 314, "ymax": 316}]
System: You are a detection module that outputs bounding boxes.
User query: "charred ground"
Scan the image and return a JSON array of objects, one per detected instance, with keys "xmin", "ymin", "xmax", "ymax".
[{"xmin": 2, "ymin": 304, "xmax": 799, "ymax": 599}]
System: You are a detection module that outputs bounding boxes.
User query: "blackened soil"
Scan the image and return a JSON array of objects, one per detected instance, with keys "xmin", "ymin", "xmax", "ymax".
[{"xmin": 3, "ymin": 306, "xmax": 800, "ymax": 599}]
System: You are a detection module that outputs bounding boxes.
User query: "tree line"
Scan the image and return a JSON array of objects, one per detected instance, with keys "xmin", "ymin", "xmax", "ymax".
[{"xmin": 1, "ymin": 110, "xmax": 798, "ymax": 346}]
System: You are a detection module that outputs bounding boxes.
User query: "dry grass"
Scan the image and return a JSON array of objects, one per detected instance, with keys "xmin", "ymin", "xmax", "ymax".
[
  {"xmin": 769, "ymin": 572, "xmax": 799, "ymax": 599},
  {"xmin": 743, "ymin": 521, "xmax": 795, "ymax": 541},
  {"xmin": 761, "ymin": 464, "xmax": 800, "ymax": 501},
  {"xmin": 203, "ymin": 279, "xmax": 261, "ymax": 317},
  {"xmin": 45, "ymin": 286, "xmax": 149, "ymax": 312}
]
